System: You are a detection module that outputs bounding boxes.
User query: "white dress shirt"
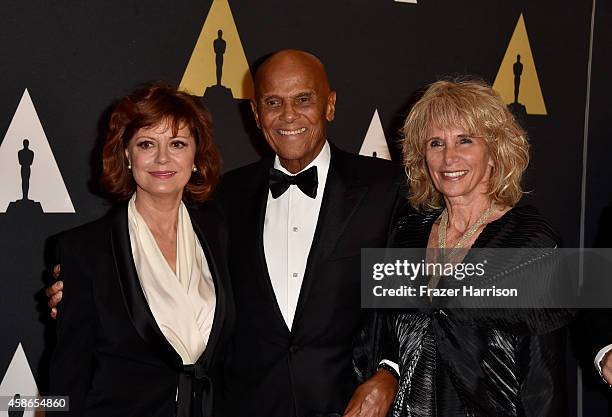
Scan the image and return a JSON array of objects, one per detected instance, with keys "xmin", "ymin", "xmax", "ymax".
[{"xmin": 264, "ymin": 141, "xmax": 330, "ymax": 330}]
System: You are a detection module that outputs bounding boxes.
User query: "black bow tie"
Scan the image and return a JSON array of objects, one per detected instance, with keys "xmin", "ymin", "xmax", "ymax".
[{"xmin": 269, "ymin": 166, "xmax": 318, "ymax": 199}]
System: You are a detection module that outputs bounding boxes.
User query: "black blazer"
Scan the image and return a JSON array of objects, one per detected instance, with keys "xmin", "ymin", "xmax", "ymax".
[
  {"xmin": 48, "ymin": 201, "xmax": 234, "ymax": 417},
  {"xmin": 215, "ymin": 144, "xmax": 404, "ymax": 417}
]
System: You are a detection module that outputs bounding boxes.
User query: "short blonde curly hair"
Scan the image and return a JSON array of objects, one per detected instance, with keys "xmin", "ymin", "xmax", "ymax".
[{"xmin": 401, "ymin": 78, "xmax": 529, "ymax": 211}]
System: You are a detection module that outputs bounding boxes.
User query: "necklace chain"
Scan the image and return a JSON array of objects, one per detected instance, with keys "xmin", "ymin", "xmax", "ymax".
[{"xmin": 438, "ymin": 204, "xmax": 496, "ymax": 250}]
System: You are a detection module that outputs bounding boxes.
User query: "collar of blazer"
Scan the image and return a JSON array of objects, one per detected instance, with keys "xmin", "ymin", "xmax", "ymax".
[{"xmin": 108, "ymin": 200, "xmax": 227, "ymax": 369}]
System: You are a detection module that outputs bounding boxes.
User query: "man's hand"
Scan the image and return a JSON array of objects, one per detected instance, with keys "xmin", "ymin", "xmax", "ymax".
[
  {"xmin": 600, "ymin": 350, "xmax": 612, "ymax": 386},
  {"xmin": 342, "ymin": 369, "xmax": 398, "ymax": 417},
  {"xmin": 45, "ymin": 264, "xmax": 64, "ymax": 319}
]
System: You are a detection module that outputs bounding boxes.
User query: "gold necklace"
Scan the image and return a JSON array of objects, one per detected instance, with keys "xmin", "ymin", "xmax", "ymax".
[
  {"xmin": 427, "ymin": 204, "xmax": 495, "ymax": 295},
  {"xmin": 438, "ymin": 203, "xmax": 496, "ymax": 250}
]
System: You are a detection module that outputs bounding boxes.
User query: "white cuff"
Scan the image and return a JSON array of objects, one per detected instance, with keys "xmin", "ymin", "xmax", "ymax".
[
  {"xmin": 379, "ymin": 359, "xmax": 399, "ymax": 376},
  {"xmin": 594, "ymin": 344, "xmax": 612, "ymax": 378}
]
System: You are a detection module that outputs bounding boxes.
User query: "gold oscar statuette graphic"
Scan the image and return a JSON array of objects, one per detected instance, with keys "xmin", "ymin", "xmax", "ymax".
[
  {"xmin": 180, "ymin": 0, "xmax": 253, "ymax": 99},
  {"xmin": 493, "ymin": 13, "xmax": 547, "ymax": 116}
]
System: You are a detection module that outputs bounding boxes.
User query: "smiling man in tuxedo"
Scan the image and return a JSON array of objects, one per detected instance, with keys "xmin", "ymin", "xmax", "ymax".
[
  {"xmin": 47, "ymin": 49, "xmax": 402, "ymax": 417},
  {"xmin": 215, "ymin": 49, "xmax": 403, "ymax": 417}
]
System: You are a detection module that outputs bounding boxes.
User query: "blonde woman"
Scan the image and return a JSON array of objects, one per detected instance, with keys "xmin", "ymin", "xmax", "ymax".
[{"xmin": 379, "ymin": 79, "xmax": 569, "ymax": 417}]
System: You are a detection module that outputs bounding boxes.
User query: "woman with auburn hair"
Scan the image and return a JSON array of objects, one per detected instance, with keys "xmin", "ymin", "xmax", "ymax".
[
  {"xmin": 358, "ymin": 79, "xmax": 570, "ymax": 417},
  {"xmin": 48, "ymin": 82, "xmax": 234, "ymax": 417}
]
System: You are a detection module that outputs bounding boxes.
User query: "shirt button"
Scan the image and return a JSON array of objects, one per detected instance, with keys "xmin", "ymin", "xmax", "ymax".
[
  {"xmin": 292, "ymin": 227, "xmax": 298, "ymax": 232},
  {"xmin": 289, "ymin": 345, "xmax": 299, "ymax": 353},
  {"xmin": 292, "ymin": 273, "xmax": 298, "ymax": 278}
]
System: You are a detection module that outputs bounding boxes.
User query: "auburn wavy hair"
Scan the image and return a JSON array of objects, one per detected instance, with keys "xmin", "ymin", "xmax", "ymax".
[
  {"xmin": 100, "ymin": 82, "xmax": 221, "ymax": 203},
  {"xmin": 401, "ymin": 78, "xmax": 529, "ymax": 211}
]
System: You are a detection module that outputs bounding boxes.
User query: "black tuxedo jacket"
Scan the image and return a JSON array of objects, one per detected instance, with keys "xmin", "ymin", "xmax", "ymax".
[
  {"xmin": 48, "ymin": 201, "xmax": 235, "ymax": 417},
  {"xmin": 215, "ymin": 144, "xmax": 404, "ymax": 417}
]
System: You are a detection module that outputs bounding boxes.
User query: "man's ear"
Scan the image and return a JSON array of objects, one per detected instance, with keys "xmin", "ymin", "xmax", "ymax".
[
  {"xmin": 250, "ymin": 99, "xmax": 261, "ymax": 129},
  {"xmin": 325, "ymin": 91, "xmax": 337, "ymax": 122}
]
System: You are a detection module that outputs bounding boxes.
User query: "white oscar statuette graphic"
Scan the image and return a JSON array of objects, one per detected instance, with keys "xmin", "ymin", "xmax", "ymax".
[
  {"xmin": 359, "ymin": 109, "xmax": 391, "ymax": 160},
  {"xmin": 0, "ymin": 343, "xmax": 40, "ymax": 417},
  {"xmin": 0, "ymin": 89, "xmax": 74, "ymax": 213}
]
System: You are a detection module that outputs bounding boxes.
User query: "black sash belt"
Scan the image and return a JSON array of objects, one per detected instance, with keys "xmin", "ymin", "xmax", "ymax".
[{"xmin": 176, "ymin": 363, "xmax": 213, "ymax": 417}]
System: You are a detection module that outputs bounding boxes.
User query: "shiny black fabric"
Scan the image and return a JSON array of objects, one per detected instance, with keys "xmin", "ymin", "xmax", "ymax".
[{"xmin": 357, "ymin": 205, "xmax": 572, "ymax": 417}]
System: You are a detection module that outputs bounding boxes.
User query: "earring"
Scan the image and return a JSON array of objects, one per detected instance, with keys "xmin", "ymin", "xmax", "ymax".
[
  {"xmin": 128, "ymin": 162, "xmax": 132, "ymax": 170},
  {"xmin": 192, "ymin": 165, "xmax": 197, "ymax": 173}
]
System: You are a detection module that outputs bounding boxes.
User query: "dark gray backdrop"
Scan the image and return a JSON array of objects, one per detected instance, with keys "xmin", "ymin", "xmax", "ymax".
[{"xmin": 0, "ymin": 1, "xmax": 608, "ymax": 415}]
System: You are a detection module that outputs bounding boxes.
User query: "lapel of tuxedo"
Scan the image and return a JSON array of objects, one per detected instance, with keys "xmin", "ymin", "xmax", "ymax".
[
  {"xmin": 241, "ymin": 160, "xmax": 292, "ymax": 334},
  {"xmin": 109, "ymin": 203, "xmax": 181, "ymax": 367},
  {"xmin": 187, "ymin": 203, "xmax": 226, "ymax": 368},
  {"xmin": 292, "ymin": 145, "xmax": 368, "ymax": 328}
]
